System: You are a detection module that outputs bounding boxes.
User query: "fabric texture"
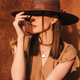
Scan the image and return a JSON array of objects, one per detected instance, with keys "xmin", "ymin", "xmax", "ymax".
[
  {"xmin": 31, "ymin": 0, "xmax": 60, "ymax": 8},
  {"xmin": 9, "ymin": 36, "xmax": 80, "ymax": 80}
]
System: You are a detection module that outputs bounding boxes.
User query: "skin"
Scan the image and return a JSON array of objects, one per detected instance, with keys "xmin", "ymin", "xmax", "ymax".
[
  {"xmin": 11, "ymin": 12, "xmax": 27, "ymax": 80},
  {"xmin": 11, "ymin": 12, "xmax": 74, "ymax": 80}
]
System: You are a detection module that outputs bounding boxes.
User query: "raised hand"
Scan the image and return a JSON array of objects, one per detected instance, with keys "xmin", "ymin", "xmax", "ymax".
[{"xmin": 13, "ymin": 12, "xmax": 30, "ymax": 38}]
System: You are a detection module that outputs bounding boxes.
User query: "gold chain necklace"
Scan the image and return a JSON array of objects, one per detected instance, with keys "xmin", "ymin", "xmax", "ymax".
[
  {"xmin": 38, "ymin": 36, "xmax": 53, "ymax": 46},
  {"xmin": 40, "ymin": 42, "xmax": 52, "ymax": 58},
  {"xmin": 40, "ymin": 42, "xmax": 53, "ymax": 46},
  {"xmin": 38, "ymin": 36, "xmax": 52, "ymax": 58},
  {"xmin": 40, "ymin": 46, "xmax": 52, "ymax": 58}
]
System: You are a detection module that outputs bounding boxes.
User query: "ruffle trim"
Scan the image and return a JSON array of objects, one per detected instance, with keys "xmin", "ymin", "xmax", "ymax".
[
  {"xmin": 9, "ymin": 38, "xmax": 17, "ymax": 57},
  {"xmin": 57, "ymin": 55, "xmax": 80, "ymax": 73},
  {"xmin": 71, "ymin": 56, "xmax": 80, "ymax": 73},
  {"xmin": 54, "ymin": 42, "xmax": 80, "ymax": 73}
]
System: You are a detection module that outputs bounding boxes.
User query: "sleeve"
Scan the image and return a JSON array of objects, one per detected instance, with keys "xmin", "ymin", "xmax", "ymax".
[
  {"xmin": 9, "ymin": 36, "xmax": 31, "ymax": 59},
  {"xmin": 9, "ymin": 38, "xmax": 17, "ymax": 58},
  {"xmin": 58, "ymin": 45, "xmax": 80, "ymax": 73}
]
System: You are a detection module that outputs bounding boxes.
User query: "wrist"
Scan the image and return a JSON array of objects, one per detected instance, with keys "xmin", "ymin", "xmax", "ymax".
[
  {"xmin": 17, "ymin": 36, "xmax": 24, "ymax": 42},
  {"xmin": 18, "ymin": 34, "xmax": 25, "ymax": 38}
]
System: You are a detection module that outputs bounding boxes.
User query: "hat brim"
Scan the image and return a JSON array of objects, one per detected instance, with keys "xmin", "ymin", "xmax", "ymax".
[{"xmin": 11, "ymin": 9, "xmax": 79, "ymax": 26}]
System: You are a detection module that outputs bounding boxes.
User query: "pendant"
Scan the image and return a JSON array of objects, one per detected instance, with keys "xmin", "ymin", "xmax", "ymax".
[{"xmin": 41, "ymin": 54, "xmax": 46, "ymax": 58}]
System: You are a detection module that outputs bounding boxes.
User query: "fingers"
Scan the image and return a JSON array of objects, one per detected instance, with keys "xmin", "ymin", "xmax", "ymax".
[
  {"xmin": 13, "ymin": 12, "xmax": 30, "ymax": 25},
  {"xmin": 61, "ymin": 9, "xmax": 66, "ymax": 12},
  {"xmin": 14, "ymin": 19, "xmax": 25, "ymax": 23},
  {"xmin": 15, "ymin": 12, "xmax": 30, "ymax": 21},
  {"xmin": 14, "ymin": 12, "xmax": 30, "ymax": 25},
  {"xmin": 13, "ymin": 19, "xmax": 25, "ymax": 28},
  {"xmin": 15, "ymin": 15, "xmax": 27, "ymax": 21},
  {"xmin": 16, "ymin": 12, "xmax": 24, "ymax": 16},
  {"xmin": 12, "ymin": 12, "xmax": 30, "ymax": 38}
]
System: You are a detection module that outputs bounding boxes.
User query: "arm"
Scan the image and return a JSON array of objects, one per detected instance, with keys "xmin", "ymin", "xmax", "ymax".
[
  {"xmin": 11, "ymin": 37, "xmax": 27, "ymax": 80},
  {"xmin": 46, "ymin": 59, "xmax": 74, "ymax": 80},
  {"xmin": 11, "ymin": 12, "xmax": 30, "ymax": 80}
]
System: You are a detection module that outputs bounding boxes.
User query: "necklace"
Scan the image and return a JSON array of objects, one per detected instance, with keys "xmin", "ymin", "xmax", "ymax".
[
  {"xmin": 41, "ymin": 51, "xmax": 46, "ymax": 58},
  {"xmin": 39, "ymin": 36, "xmax": 52, "ymax": 58},
  {"xmin": 40, "ymin": 42, "xmax": 53, "ymax": 46},
  {"xmin": 40, "ymin": 46, "xmax": 51, "ymax": 58},
  {"xmin": 39, "ymin": 40, "xmax": 53, "ymax": 46},
  {"xmin": 38, "ymin": 36, "xmax": 53, "ymax": 46}
]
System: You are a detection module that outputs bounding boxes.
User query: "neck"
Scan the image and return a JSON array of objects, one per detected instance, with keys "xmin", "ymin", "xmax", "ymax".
[{"xmin": 39, "ymin": 27, "xmax": 53, "ymax": 44}]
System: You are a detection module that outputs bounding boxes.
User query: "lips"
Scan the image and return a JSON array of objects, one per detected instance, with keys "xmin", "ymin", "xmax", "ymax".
[{"xmin": 32, "ymin": 24, "xmax": 37, "ymax": 28}]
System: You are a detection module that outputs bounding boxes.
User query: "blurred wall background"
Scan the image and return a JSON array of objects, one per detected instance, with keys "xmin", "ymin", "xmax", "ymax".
[{"xmin": 0, "ymin": 0, "xmax": 80, "ymax": 80}]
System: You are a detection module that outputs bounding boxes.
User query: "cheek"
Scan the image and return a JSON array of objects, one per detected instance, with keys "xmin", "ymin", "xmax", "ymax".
[
  {"xmin": 37, "ymin": 18, "xmax": 42, "ymax": 28},
  {"xmin": 32, "ymin": 17, "xmax": 51, "ymax": 33},
  {"xmin": 44, "ymin": 19, "xmax": 51, "ymax": 29},
  {"xmin": 32, "ymin": 18, "xmax": 42, "ymax": 33},
  {"xmin": 44, "ymin": 23, "xmax": 50, "ymax": 29}
]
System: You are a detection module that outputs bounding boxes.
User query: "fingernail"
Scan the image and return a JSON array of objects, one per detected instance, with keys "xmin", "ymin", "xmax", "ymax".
[{"xmin": 27, "ymin": 15, "xmax": 30, "ymax": 17}]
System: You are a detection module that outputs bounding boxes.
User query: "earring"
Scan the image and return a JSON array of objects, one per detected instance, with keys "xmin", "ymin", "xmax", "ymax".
[
  {"xmin": 51, "ymin": 19, "xmax": 54, "ymax": 24},
  {"xmin": 52, "ymin": 20, "xmax": 60, "ymax": 32},
  {"xmin": 53, "ymin": 27, "xmax": 60, "ymax": 32}
]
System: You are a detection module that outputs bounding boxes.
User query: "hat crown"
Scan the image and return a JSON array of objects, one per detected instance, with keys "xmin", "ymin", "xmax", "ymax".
[{"xmin": 31, "ymin": 0, "xmax": 60, "ymax": 9}]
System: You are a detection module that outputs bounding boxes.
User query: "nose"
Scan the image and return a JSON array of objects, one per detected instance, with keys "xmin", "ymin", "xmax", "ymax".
[{"xmin": 30, "ymin": 16, "xmax": 35, "ymax": 23}]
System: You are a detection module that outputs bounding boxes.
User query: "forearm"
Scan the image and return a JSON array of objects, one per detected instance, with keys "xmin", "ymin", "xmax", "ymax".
[{"xmin": 11, "ymin": 37, "xmax": 26, "ymax": 80}]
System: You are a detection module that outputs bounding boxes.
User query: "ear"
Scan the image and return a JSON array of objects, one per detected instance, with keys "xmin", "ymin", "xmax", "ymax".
[
  {"xmin": 51, "ymin": 18, "xmax": 58, "ymax": 24},
  {"xmin": 51, "ymin": 15, "xmax": 58, "ymax": 24}
]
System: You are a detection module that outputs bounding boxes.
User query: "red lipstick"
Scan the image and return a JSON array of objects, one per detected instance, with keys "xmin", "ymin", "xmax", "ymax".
[{"xmin": 32, "ymin": 25, "xmax": 37, "ymax": 28}]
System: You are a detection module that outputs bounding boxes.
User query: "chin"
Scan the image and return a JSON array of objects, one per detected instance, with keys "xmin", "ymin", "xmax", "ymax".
[
  {"xmin": 32, "ymin": 28, "xmax": 49, "ymax": 34},
  {"xmin": 32, "ymin": 29, "xmax": 42, "ymax": 34},
  {"xmin": 32, "ymin": 30, "xmax": 39, "ymax": 34}
]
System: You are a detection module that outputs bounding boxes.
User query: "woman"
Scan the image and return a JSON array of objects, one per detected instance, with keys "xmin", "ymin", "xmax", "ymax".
[{"xmin": 10, "ymin": 0, "xmax": 80, "ymax": 80}]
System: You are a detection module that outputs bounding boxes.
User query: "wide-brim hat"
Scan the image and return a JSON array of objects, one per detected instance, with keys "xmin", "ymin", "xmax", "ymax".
[{"xmin": 11, "ymin": 0, "xmax": 79, "ymax": 26}]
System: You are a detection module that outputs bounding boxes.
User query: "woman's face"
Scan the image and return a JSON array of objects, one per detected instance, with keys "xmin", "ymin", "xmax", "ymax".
[{"xmin": 30, "ymin": 16, "xmax": 55, "ymax": 33}]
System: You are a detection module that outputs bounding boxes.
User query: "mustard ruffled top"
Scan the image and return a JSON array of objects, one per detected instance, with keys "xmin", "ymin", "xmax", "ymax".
[{"xmin": 10, "ymin": 36, "xmax": 80, "ymax": 80}]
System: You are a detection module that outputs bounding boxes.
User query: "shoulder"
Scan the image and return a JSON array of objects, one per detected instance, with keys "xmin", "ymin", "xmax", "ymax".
[
  {"xmin": 54, "ymin": 41, "xmax": 80, "ymax": 73},
  {"xmin": 59, "ymin": 41, "xmax": 77, "ymax": 62},
  {"xmin": 63, "ymin": 41, "xmax": 77, "ymax": 55},
  {"xmin": 58, "ymin": 41, "xmax": 80, "ymax": 73}
]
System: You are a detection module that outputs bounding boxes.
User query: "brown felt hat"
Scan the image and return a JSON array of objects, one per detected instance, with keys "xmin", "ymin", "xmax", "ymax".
[{"xmin": 11, "ymin": 0, "xmax": 79, "ymax": 26}]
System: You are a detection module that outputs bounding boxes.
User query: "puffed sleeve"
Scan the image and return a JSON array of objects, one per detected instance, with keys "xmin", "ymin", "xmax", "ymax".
[
  {"xmin": 57, "ymin": 42, "xmax": 80, "ymax": 73},
  {"xmin": 9, "ymin": 36, "xmax": 32, "ymax": 59},
  {"xmin": 53, "ymin": 42, "xmax": 80, "ymax": 73},
  {"xmin": 9, "ymin": 38, "xmax": 17, "ymax": 58}
]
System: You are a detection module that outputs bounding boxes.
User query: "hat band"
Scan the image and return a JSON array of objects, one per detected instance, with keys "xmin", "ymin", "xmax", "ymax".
[{"xmin": 31, "ymin": 4, "xmax": 60, "ymax": 11}]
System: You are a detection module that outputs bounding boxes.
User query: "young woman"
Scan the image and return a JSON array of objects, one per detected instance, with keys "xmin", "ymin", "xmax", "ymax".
[{"xmin": 10, "ymin": 0, "xmax": 80, "ymax": 80}]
